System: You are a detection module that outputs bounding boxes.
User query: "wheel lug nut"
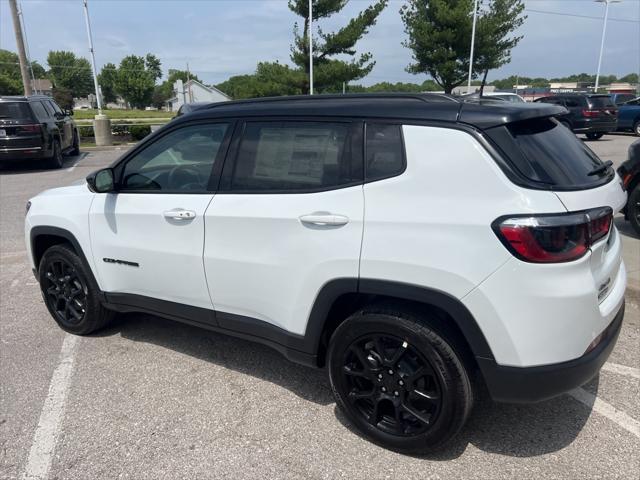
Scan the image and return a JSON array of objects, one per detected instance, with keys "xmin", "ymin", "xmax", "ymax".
[
  {"xmin": 388, "ymin": 369, "xmax": 394, "ymax": 375},
  {"xmin": 378, "ymin": 373, "xmax": 383, "ymax": 379},
  {"xmin": 398, "ymin": 380, "xmax": 404, "ymax": 386},
  {"xmin": 381, "ymin": 387, "xmax": 387, "ymax": 392},
  {"xmin": 394, "ymin": 391, "xmax": 399, "ymax": 397}
]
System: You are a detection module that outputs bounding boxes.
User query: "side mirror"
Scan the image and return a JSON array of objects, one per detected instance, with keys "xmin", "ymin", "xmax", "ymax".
[
  {"xmin": 86, "ymin": 168, "xmax": 115, "ymax": 193},
  {"xmin": 65, "ymin": 109, "xmax": 74, "ymax": 117}
]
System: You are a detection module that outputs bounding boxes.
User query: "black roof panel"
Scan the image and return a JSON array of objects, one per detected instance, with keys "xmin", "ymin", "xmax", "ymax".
[{"xmin": 173, "ymin": 93, "xmax": 569, "ymax": 130}]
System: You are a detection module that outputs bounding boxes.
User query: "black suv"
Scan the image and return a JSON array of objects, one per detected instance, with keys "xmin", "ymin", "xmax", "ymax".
[
  {"xmin": 534, "ymin": 93, "xmax": 618, "ymax": 140},
  {"xmin": 0, "ymin": 95, "xmax": 79, "ymax": 168}
]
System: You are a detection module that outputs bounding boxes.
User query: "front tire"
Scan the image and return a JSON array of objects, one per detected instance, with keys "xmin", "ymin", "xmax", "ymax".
[
  {"xmin": 70, "ymin": 131, "xmax": 80, "ymax": 156},
  {"xmin": 586, "ymin": 132, "xmax": 604, "ymax": 140},
  {"xmin": 39, "ymin": 244, "xmax": 114, "ymax": 335},
  {"xmin": 634, "ymin": 121, "xmax": 640, "ymax": 137},
  {"xmin": 327, "ymin": 306, "xmax": 473, "ymax": 453},
  {"xmin": 628, "ymin": 185, "xmax": 640, "ymax": 236}
]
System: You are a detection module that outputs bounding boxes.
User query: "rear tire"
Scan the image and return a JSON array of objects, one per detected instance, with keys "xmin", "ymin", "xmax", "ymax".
[
  {"xmin": 70, "ymin": 131, "xmax": 80, "ymax": 156},
  {"xmin": 327, "ymin": 305, "xmax": 473, "ymax": 453},
  {"xmin": 39, "ymin": 244, "xmax": 114, "ymax": 335},
  {"xmin": 47, "ymin": 138, "xmax": 63, "ymax": 169},
  {"xmin": 628, "ymin": 185, "xmax": 640, "ymax": 236},
  {"xmin": 634, "ymin": 121, "xmax": 640, "ymax": 137},
  {"xmin": 586, "ymin": 132, "xmax": 604, "ymax": 140}
]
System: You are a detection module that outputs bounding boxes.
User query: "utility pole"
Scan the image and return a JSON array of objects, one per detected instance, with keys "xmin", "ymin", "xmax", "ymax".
[
  {"xmin": 466, "ymin": 0, "xmax": 479, "ymax": 94},
  {"xmin": 9, "ymin": 0, "xmax": 32, "ymax": 96},
  {"xmin": 308, "ymin": 0, "xmax": 313, "ymax": 95},
  {"xmin": 594, "ymin": 0, "xmax": 622, "ymax": 93},
  {"xmin": 187, "ymin": 62, "xmax": 192, "ymax": 103},
  {"xmin": 82, "ymin": 0, "xmax": 112, "ymax": 146},
  {"xmin": 17, "ymin": 3, "xmax": 37, "ymax": 94}
]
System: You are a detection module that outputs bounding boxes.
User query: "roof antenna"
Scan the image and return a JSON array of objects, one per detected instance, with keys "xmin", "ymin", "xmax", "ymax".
[{"xmin": 479, "ymin": 69, "xmax": 488, "ymax": 98}]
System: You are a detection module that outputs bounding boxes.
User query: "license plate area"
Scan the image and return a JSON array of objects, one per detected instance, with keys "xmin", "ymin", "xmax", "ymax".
[{"xmin": 0, "ymin": 129, "xmax": 6, "ymax": 137}]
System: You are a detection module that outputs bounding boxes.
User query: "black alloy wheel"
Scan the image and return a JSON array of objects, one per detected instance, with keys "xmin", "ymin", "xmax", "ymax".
[
  {"xmin": 328, "ymin": 308, "xmax": 473, "ymax": 453},
  {"xmin": 48, "ymin": 139, "xmax": 63, "ymax": 169},
  {"xmin": 628, "ymin": 185, "xmax": 640, "ymax": 236},
  {"xmin": 586, "ymin": 132, "xmax": 604, "ymax": 140},
  {"xmin": 42, "ymin": 258, "xmax": 87, "ymax": 326},
  {"xmin": 340, "ymin": 333, "xmax": 443, "ymax": 436},
  {"xmin": 39, "ymin": 244, "xmax": 114, "ymax": 334}
]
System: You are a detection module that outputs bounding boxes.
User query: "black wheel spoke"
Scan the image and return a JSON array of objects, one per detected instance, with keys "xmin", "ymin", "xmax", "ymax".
[
  {"xmin": 348, "ymin": 389, "xmax": 375, "ymax": 401},
  {"xmin": 401, "ymin": 403, "xmax": 432, "ymax": 426},
  {"xmin": 388, "ymin": 341, "xmax": 407, "ymax": 366},
  {"xmin": 41, "ymin": 256, "xmax": 87, "ymax": 326},
  {"xmin": 413, "ymin": 389, "xmax": 439, "ymax": 402},
  {"xmin": 368, "ymin": 398, "xmax": 381, "ymax": 426},
  {"xmin": 350, "ymin": 344, "xmax": 373, "ymax": 371},
  {"xmin": 343, "ymin": 365, "xmax": 370, "ymax": 379}
]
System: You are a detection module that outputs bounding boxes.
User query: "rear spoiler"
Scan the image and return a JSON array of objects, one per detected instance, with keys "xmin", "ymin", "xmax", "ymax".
[{"xmin": 458, "ymin": 103, "xmax": 568, "ymax": 130}]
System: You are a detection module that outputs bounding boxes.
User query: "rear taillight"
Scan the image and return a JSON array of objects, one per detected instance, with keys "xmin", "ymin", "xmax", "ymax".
[
  {"xmin": 582, "ymin": 109, "xmax": 600, "ymax": 117},
  {"xmin": 493, "ymin": 207, "xmax": 613, "ymax": 263},
  {"xmin": 19, "ymin": 124, "xmax": 42, "ymax": 133}
]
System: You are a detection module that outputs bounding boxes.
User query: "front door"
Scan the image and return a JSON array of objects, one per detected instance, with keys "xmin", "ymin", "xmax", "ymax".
[
  {"xmin": 89, "ymin": 122, "xmax": 231, "ymax": 310},
  {"xmin": 203, "ymin": 120, "xmax": 364, "ymax": 335}
]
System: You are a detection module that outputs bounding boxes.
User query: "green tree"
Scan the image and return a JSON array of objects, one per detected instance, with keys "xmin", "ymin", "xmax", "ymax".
[
  {"xmin": 620, "ymin": 73, "xmax": 639, "ymax": 84},
  {"xmin": 114, "ymin": 54, "xmax": 162, "ymax": 109},
  {"xmin": 285, "ymin": 0, "xmax": 388, "ymax": 93},
  {"xmin": 52, "ymin": 87, "xmax": 73, "ymax": 110},
  {"xmin": 401, "ymin": 0, "xmax": 525, "ymax": 93},
  {"xmin": 97, "ymin": 63, "xmax": 118, "ymax": 104},
  {"xmin": 46, "ymin": 51, "xmax": 93, "ymax": 98}
]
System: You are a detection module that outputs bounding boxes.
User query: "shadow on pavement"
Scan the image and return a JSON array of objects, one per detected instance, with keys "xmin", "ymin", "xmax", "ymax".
[
  {"xmin": 97, "ymin": 312, "xmax": 596, "ymax": 459},
  {"xmin": 615, "ymin": 216, "xmax": 639, "ymax": 240}
]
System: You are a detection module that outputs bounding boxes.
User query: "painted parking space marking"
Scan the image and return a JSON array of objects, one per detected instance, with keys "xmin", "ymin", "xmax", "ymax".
[
  {"xmin": 568, "ymin": 387, "xmax": 640, "ymax": 438},
  {"xmin": 603, "ymin": 362, "xmax": 640, "ymax": 380},
  {"xmin": 21, "ymin": 335, "xmax": 79, "ymax": 480}
]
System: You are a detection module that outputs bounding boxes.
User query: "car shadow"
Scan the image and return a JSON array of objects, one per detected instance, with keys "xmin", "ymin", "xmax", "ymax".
[
  {"xmin": 96, "ymin": 312, "xmax": 596, "ymax": 459},
  {"xmin": 0, "ymin": 153, "xmax": 85, "ymax": 175},
  {"xmin": 615, "ymin": 215, "xmax": 639, "ymax": 240}
]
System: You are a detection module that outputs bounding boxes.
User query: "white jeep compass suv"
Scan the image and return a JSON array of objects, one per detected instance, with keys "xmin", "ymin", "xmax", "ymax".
[{"xmin": 25, "ymin": 94, "xmax": 627, "ymax": 453}]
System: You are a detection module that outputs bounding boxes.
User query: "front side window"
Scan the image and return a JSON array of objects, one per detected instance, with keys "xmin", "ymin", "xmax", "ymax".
[
  {"xmin": 119, "ymin": 123, "xmax": 228, "ymax": 192},
  {"xmin": 230, "ymin": 122, "xmax": 357, "ymax": 192},
  {"xmin": 30, "ymin": 101, "xmax": 49, "ymax": 122},
  {"xmin": 365, "ymin": 123, "xmax": 405, "ymax": 182},
  {"xmin": 49, "ymin": 101, "xmax": 63, "ymax": 115}
]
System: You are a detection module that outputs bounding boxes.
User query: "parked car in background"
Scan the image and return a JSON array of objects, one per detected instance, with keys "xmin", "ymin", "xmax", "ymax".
[
  {"xmin": 478, "ymin": 92, "xmax": 526, "ymax": 103},
  {"xmin": 534, "ymin": 94, "xmax": 618, "ymax": 140},
  {"xmin": 26, "ymin": 94, "xmax": 627, "ymax": 453},
  {"xmin": 616, "ymin": 97, "xmax": 640, "ymax": 136},
  {"xmin": 0, "ymin": 95, "xmax": 79, "ymax": 168},
  {"xmin": 610, "ymin": 93, "xmax": 637, "ymax": 106},
  {"xmin": 618, "ymin": 139, "xmax": 640, "ymax": 235}
]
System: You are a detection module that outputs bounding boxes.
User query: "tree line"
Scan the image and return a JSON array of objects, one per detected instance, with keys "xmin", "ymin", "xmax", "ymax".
[{"xmin": 0, "ymin": 0, "xmax": 637, "ymax": 107}]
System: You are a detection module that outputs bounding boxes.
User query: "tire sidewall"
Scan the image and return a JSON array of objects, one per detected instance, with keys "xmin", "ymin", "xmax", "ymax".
[
  {"xmin": 628, "ymin": 185, "xmax": 640, "ymax": 236},
  {"xmin": 634, "ymin": 121, "xmax": 640, "ymax": 137},
  {"xmin": 39, "ymin": 245, "xmax": 101, "ymax": 334},
  {"xmin": 327, "ymin": 312, "xmax": 471, "ymax": 453},
  {"xmin": 49, "ymin": 139, "xmax": 63, "ymax": 168}
]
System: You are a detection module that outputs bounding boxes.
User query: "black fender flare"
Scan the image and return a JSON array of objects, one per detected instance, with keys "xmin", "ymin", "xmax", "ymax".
[{"xmin": 304, "ymin": 278, "xmax": 494, "ymax": 360}]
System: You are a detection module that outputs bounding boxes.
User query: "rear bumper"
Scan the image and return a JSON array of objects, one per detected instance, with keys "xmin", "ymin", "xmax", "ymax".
[
  {"xmin": 0, "ymin": 146, "xmax": 47, "ymax": 160},
  {"xmin": 478, "ymin": 301, "xmax": 624, "ymax": 403},
  {"xmin": 573, "ymin": 119, "xmax": 618, "ymax": 133}
]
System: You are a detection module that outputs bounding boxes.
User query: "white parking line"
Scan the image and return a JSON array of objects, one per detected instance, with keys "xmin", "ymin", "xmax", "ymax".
[
  {"xmin": 568, "ymin": 387, "xmax": 640, "ymax": 438},
  {"xmin": 603, "ymin": 362, "xmax": 640, "ymax": 380},
  {"xmin": 21, "ymin": 335, "xmax": 79, "ymax": 480}
]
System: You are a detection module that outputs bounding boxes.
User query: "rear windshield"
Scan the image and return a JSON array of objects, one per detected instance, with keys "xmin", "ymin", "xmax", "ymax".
[
  {"xmin": 0, "ymin": 102, "xmax": 32, "ymax": 120},
  {"xmin": 588, "ymin": 96, "xmax": 615, "ymax": 108},
  {"xmin": 488, "ymin": 117, "xmax": 612, "ymax": 189}
]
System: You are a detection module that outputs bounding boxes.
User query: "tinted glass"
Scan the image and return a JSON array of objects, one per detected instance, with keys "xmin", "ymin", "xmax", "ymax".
[
  {"xmin": 120, "ymin": 123, "xmax": 228, "ymax": 192},
  {"xmin": 564, "ymin": 97, "xmax": 581, "ymax": 107},
  {"xmin": 231, "ymin": 122, "xmax": 354, "ymax": 191},
  {"xmin": 49, "ymin": 101, "xmax": 63, "ymax": 114},
  {"xmin": 30, "ymin": 101, "xmax": 49, "ymax": 121},
  {"xmin": 493, "ymin": 95, "xmax": 524, "ymax": 103},
  {"xmin": 614, "ymin": 94, "xmax": 635, "ymax": 105},
  {"xmin": 366, "ymin": 123, "xmax": 404, "ymax": 181},
  {"xmin": 42, "ymin": 101, "xmax": 55, "ymax": 116},
  {"xmin": 589, "ymin": 96, "xmax": 615, "ymax": 108},
  {"xmin": 504, "ymin": 117, "xmax": 609, "ymax": 187},
  {"xmin": 0, "ymin": 102, "xmax": 32, "ymax": 120}
]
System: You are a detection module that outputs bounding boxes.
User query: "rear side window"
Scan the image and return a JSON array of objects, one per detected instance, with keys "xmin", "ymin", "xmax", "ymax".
[
  {"xmin": 49, "ymin": 101, "xmax": 63, "ymax": 114},
  {"xmin": 589, "ymin": 96, "xmax": 615, "ymax": 108},
  {"xmin": 564, "ymin": 97, "xmax": 582, "ymax": 107},
  {"xmin": 230, "ymin": 122, "xmax": 358, "ymax": 192},
  {"xmin": 365, "ymin": 123, "xmax": 405, "ymax": 181},
  {"xmin": 30, "ymin": 101, "xmax": 49, "ymax": 122},
  {"xmin": 488, "ymin": 117, "xmax": 612, "ymax": 189},
  {"xmin": 0, "ymin": 102, "xmax": 32, "ymax": 120}
]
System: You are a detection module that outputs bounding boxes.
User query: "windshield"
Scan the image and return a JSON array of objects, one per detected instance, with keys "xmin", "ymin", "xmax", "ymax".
[
  {"xmin": 589, "ymin": 96, "xmax": 615, "ymax": 108},
  {"xmin": 0, "ymin": 102, "xmax": 32, "ymax": 120}
]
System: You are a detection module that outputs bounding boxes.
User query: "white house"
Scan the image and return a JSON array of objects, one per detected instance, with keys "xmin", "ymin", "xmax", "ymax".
[{"xmin": 167, "ymin": 79, "xmax": 231, "ymax": 112}]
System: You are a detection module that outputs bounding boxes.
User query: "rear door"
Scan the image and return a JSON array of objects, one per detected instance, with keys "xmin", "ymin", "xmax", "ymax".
[
  {"xmin": 48, "ymin": 101, "xmax": 72, "ymax": 148},
  {"xmin": 203, "ymin": 119, "xmax": 364, "ymax": 336}
]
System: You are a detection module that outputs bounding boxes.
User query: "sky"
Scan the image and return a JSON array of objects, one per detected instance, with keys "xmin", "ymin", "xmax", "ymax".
[{"xmin": 0, "ymin": 0, "xmax": 639, "ymax": 86}]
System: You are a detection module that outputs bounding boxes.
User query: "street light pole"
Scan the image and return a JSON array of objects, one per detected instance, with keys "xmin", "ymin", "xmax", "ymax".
[
  {"xmin": 82, "ymin": 0, "xmax": 103, "ymax": 113},
  {"xmin": 467, "ymin": 0, "xmax": 479, "ymax": 94},
  {"xmin": 594, "ymin": 0, "xmax": 621, "ymax": 93},
  {"xmin": 309, "ymin": 0, "xmax": 313, "ymax": 95}
]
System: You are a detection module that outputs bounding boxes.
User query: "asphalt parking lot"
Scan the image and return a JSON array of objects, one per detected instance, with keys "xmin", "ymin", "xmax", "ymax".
[{"xmin": 1, "ymin": 134, "xmax": 639, "ymax": 480}]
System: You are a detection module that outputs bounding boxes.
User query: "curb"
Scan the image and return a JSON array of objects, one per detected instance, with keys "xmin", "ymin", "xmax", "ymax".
[{"xmin": 80, "ymin": 144, "xmax": 136, "ymax": 152}]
